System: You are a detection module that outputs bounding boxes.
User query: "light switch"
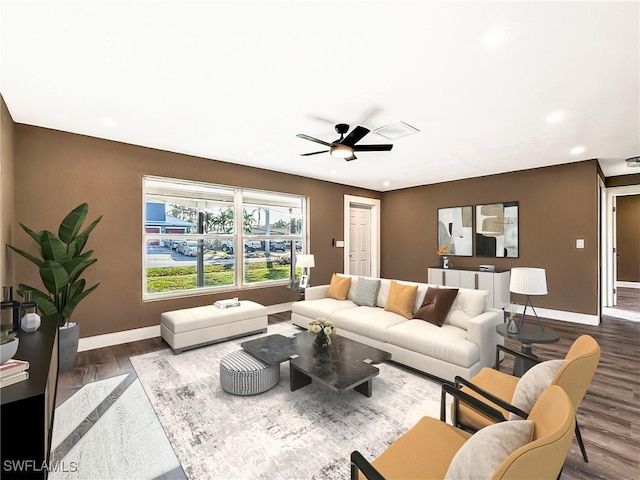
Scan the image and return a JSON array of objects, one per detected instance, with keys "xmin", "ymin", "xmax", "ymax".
[
  {"xmin": 335, "ymin": 240, "xmax": 345, "ymax": 248},
  {"xmin": 576, "ymin": 239, "xmax": 585, "ymax": 249}
]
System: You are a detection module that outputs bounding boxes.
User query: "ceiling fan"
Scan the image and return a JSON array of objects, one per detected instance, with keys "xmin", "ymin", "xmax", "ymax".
[{"xmin": 296, "ymin": 123, "xmax": 393, "ymax": 161}]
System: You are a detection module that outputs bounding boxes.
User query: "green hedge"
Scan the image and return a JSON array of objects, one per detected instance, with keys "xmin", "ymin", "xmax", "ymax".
[{"xmin": 146, "ymin": 263, "xmax": 289, "ymax": 293}]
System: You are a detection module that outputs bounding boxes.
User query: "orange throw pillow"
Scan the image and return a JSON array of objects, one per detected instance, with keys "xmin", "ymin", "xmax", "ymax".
[
  {"xmin": 384, "ymin": 281, "xmax": 418, "ymax": 319},
  {"xmin": 327, "ymin": 274, "xmax": 351, "ymax": 300}
]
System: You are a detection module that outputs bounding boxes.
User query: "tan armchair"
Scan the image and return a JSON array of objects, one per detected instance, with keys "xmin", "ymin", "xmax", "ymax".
[
  {"xmin": 351, "ymin": 385, "xmax": 575, "ymax": 480},
  {"xmin": 442, "ymin": 334, "xmax": 600, "ymax": 462}
]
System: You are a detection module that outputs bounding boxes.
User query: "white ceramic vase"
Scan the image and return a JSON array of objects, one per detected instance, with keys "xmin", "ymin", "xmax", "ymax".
[{"xmin": 21, "ymin": 312, "xmax": 41, "ymax": 332}]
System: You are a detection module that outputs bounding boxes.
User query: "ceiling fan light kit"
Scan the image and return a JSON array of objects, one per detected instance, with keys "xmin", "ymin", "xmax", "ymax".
[{"xmin": 297, "ymin": 123, "xmax": 394, "ymax": 161}]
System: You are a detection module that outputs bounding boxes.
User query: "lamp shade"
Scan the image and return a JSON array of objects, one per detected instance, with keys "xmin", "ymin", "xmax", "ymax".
[
  {"xmin": 296, "ymin": 254, "xmax": 315, "ymax": 269},
  {"xmin": 510, "ymin": 267, "xmax": 548, "ymax": 295}
]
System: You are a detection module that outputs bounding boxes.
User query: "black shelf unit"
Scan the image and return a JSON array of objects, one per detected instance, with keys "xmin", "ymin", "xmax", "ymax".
[{"xmin": 1, "ymin": 316, "xmax": 59, "ymax": 479}]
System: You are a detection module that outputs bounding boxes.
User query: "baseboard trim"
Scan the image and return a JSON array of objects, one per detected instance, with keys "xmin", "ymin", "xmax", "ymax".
[
  {"xmin": 78, "ymin": 302, "xmax": 294, "ymax": 352},
  {"xmin": 510, "ymin": 304, "xmax": 600, "ymax": 326},
  {"xmin": 617, "ymin": 281, "xmax": 640, "ymax": 289},
  {"xmin": 78, "ymin": 326, "xmax": 161, "ymax": 352},
  {"xmin": 602, "ymin": 307, "xmax": 640, "ymax": 322}
]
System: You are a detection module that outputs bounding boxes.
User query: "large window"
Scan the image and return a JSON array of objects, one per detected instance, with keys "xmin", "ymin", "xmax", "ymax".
[{"xmin": 143, "ymin": 176, "xmax": 306, "ymax": 299}]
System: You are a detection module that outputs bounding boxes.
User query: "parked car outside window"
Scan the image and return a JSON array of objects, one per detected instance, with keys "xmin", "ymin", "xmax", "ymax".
[
  {"xmin": 269, "ymin": 240, "xmax": 286, "ymax": 252},
  {"xmin": 244, "ymin": 240, "xmax": 263, "ymax": 252},
  {"xmin": 220, "ymin": 240, "xmax": 234, "ymax": 253},
  {"xmin": 177, "ymin": 241, "xmax": 200, "ymax": 256},
  {"xmin": 165, "ymin": 239, "xmax": 182, "ymax": 249}
]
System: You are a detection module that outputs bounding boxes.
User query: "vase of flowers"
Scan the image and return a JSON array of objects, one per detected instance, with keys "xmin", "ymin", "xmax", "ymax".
[
  {"xmin": 308, "ymin": 318, "xmax": 336, "ymax": 348},
  {"xmin": 436, "ymin": 245, "xmax": 450, "ymax": 268}
]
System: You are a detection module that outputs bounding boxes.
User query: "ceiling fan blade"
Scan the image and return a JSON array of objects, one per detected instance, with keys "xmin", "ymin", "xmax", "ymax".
[
  {"xmin": 296, "ymin": 134, "xmax": 331, "ymax": 147},
  {"xmin": 344, "ymin": 154, "xmax": 357, "ymax": 161},
  {"xmin": 341, "ymin": 126, "xmax": 370, "ymax": 147},
  {"xmin": 300, "ymin": 150, "xmax": 330, "ymax": 156},
  {"xmin": 353, "ymin": 144, "xmax": 394, "ymax": 152}
]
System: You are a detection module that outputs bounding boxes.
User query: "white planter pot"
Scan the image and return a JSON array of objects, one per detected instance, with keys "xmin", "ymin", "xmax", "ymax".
[{"xmin": 0, "ymin": 338, "xmax": 19, "ymax": 364}]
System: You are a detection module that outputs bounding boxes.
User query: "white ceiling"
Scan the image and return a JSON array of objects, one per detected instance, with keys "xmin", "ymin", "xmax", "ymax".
[{"xmin": 1, "ymin": 1, "xmax": 639, "ymax": 191}]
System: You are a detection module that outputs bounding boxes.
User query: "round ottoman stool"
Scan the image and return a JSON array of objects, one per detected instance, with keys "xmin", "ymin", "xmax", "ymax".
[{"xmin": 220, "ymin": 349, "xmax": 279, "ymax": 395}]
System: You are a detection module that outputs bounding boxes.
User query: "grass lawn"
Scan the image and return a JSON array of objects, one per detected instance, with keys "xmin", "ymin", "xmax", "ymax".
[{"xmin": 146, "ymin": 261, "xmax": 289, "ymax": 293}]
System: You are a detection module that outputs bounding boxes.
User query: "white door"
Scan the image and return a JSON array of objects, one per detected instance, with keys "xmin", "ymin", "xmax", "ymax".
[
  {"xmin": 349, "ymin": 206, "xmax": 371, "ymax": 276},
  {"xmin": 612, "ymin": 195, "xmax": 618, "ymax": 306}
]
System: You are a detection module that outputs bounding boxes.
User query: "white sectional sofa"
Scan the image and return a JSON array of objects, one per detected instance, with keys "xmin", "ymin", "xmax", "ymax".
[{"xmin": 291, "ymin": 275, "xmax": 504, "ymax": 382}]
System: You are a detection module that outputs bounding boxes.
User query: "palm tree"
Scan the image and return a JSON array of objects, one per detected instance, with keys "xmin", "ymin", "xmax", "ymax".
[{"xmin": 243, "ymin": 209, "xmax": 257, "ymax": 233}]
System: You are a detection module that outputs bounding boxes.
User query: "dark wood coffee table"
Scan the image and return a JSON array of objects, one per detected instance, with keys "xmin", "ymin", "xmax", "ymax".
[{"xmin": 241, "ymin": 332, "xmax": 391, "ymax": 397}]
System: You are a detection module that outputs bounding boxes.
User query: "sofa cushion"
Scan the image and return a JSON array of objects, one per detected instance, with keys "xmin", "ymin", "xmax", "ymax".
[
  {"xmin": 385, "ymin": 320, "xmax": 480, "ymax": 367},
  {"xmin": 345, "ymin": 275, "xmax": 358, "ymax": 301},
  {"xmin": 332, "ymin": 306, "xmax": 407, "ymax": 342},
  {"xmin": 413, "ymin": 287, "xmax": 459, "ymax": 326},
  {"xmin": 327, "ymin": 273, "xmax": 352, "ymax": 300},
  {"xmin": 444, "ymin": 288, "xmax": 488, "ymax": 330},
  {"xmin": 376, "ymin": 278, "xmax": 393, "ymax": 308},
  {"xmin": 353, "ymin": 277, "xmax": 382, "ymax": 307},
  {"xmin": 291, "ymin": 298, "xmax": 358, "ymax": 321},
  {"xmin": 384, "ymin": 281, "xmax": 418, "ymax": 319}
]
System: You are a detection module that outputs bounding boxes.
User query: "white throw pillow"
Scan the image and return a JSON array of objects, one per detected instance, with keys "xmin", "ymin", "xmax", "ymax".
[
  {"xmin": 444, "ymin": 289, "xmax": 488, "ymax": 330},
  {"xmin": 376, "ymin": 279, "xmax": 392, "ymax": 307},
  {"xmin": 444, "ymin": 420, "xmax": 534, "ymax": 480},
  {"xmin": 508, "ymin": 359, "xmax": 564, "ymax": 420},
  {"xmin": 346, "ymin": 275, "xmax": 358, "ymax": 301}
]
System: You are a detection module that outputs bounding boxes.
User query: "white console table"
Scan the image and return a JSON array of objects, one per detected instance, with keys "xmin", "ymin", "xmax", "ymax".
[{"xmin": 427, "ymin": 267, "xmax": 511, "ymax": 310}]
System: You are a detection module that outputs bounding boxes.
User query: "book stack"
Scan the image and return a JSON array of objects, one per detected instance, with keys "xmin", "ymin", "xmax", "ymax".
[
  {"xmin": 214, "ymin": 298, "xmax": 241, "ymax": 309},
  {"xmin": 0, "ymin": 358, "xmax": 29, "ymax": 388}
]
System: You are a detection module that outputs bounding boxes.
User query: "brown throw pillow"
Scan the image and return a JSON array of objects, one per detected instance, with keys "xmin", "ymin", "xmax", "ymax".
[
  {"xmin": 384, "ymin": 281, "xmax": 418, "ymax": 319},
  {"xmin": 413, "ymin": 287, "xmax": 459, "ymax": 326},
  {"xmin": 326, "ymin": 274, "xmax": 351, "ymax": 300}
]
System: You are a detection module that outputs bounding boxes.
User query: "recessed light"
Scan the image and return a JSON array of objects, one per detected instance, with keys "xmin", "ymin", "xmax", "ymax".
[
  {"xmin": 100, "ymin": 116, "xmax": 116, "ymax": 127},
  {"xmin": 546, "ymin": 111, "xmax": 565, "ymax": 124},
  {"xmin": 330, "ymin": 170, "xmax": 337, "ymax": 175},
  {"xmin": 484, "ymin": 29, "xmax": 506, "ymax": 47},
  {"xmin": 570, "ymin": 146, "xmax": 586, "ymax": 155},
  {"xmin": 383, "ymin": 181, "xmax": 390, "ymax": 187}
]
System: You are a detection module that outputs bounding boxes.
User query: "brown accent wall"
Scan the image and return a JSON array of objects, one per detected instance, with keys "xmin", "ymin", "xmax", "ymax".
[
  {"xmin": 616, "ymin": 195, "xmax": 640, "ymax": 282},
  {"xmin": 13, "ymin": 125, "xmax": 379, "ymax": 338},
  {"xmin": 606, "ymin": 174, "xmax": 640, "ymax": 188},
  {"xmin": 1, "ymin": 96, "xmax": 15, "ymax": 291},
  {"xmin": 381, "ymin": 161, "xmax": 601, "ymax": 315}
]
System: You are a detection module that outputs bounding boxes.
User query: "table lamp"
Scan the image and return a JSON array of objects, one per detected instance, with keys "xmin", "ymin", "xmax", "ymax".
[
  {"xmin": 509, "ymin": 267, "xmax": 547, "ymax": 330},
  {"xmin": 296, "ymin": 254, "xmax": 315, "ymax": 287}
]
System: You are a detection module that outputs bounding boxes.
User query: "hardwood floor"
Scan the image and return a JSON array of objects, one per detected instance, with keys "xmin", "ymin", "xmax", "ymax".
[
  {"xmin": 616, "ymin": 287, "xmax": 640, "ymax": 312},
  {"xmin": 56, "ymin": 311, "xmax": 639, "ymax": 480}
]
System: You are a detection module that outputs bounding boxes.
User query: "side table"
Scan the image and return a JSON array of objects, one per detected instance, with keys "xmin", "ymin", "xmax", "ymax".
[
  {"xmin": 288, "ymin": 284, "xmax": 305, "ymax": 301},
  {"xmin": 496, "ymin": 323, "xmax": 560, "ymax": 376}
]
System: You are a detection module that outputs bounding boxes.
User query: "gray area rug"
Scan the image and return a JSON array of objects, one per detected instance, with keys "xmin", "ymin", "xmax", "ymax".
[
  {"xmin": 130, "ymin": 323, "xmax": 449, "ymax": 480},
  {"xmin": 50, "ymin": 374, "xmax": 183, "ymax": 479}
]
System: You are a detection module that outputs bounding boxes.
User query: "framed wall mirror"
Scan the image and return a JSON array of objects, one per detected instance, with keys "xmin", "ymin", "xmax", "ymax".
[
  {"xmin": 475, "ymin": 201, "xmax": 519, "ymax": 258},
  {"xmin": 437, "ymin": 205, "xmax": 473, "ymax": 256}
]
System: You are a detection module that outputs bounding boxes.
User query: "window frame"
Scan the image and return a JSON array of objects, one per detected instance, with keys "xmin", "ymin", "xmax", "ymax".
[{"xmin": 142, "ymin": 175, "xmax": 307, "ymax": 301}]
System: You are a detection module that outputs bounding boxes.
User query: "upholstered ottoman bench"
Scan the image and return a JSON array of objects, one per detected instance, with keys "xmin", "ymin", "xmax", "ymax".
[
  {"xmin": 220, "ymin": 349, "xmax": 280, "ymax": 395},
  {"xmin": 161, "ymin": 300, "xmax": 268, "ymax": 354}
]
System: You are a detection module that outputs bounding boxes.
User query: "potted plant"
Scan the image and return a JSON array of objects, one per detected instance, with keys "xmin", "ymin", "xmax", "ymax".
[
  {"xmin": 0, "ymin": 329, "xmax": 19, "ymax": 364},
  {"xmin": 8, "ymin": 203, "xmax": 102, "ymax": 371}
]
